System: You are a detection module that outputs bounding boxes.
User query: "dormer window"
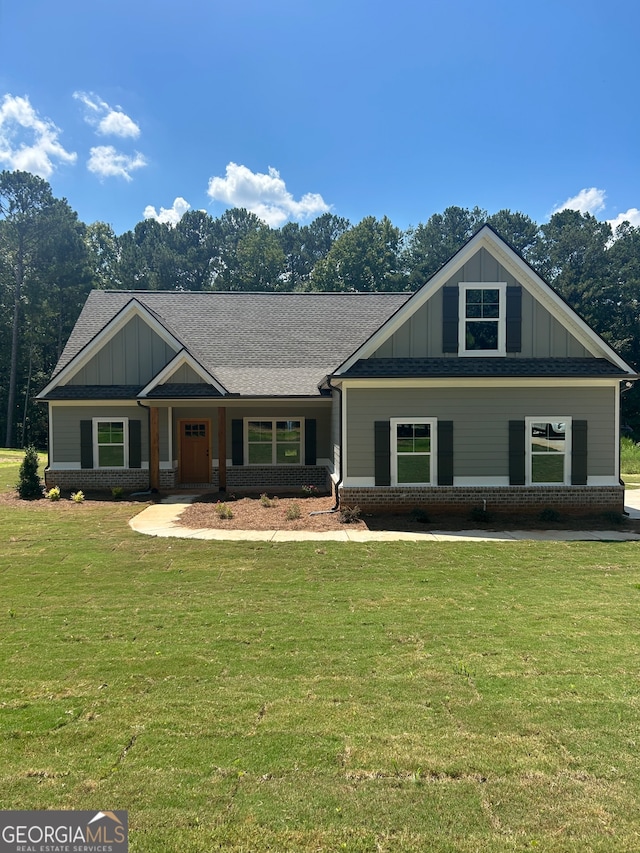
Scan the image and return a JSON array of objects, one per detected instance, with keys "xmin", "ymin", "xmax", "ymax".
[{"xmin": 459, "ymin": 283, "xmax": 507, "ymax": 356}]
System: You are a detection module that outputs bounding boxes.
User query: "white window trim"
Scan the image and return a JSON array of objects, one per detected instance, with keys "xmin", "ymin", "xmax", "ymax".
[
  {"xmin": 526, "ymin": 416, "xmax": 572, "ymax": 486},
  {"xmin": 459, "ymin": 282, "xmax": 507, "ymax": 357},
  {"xmin": 93, "ymin": 417, "xmax": 129, "ymax": 469},
  {"xmin": 390, "ymin": 417, "xmax": 437, "ymax": 486},
  {"xmin": 243, "ymin": 417, "xmax": 305, "ymax": 466}
]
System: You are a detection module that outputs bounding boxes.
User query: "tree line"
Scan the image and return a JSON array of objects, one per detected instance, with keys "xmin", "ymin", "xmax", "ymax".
[{"xmin": 2, "ymin": 169, "xmax": 639, "ymax": 448}]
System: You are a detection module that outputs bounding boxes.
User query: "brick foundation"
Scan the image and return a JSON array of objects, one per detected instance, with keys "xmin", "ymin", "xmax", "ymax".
[
  {"xmin": 46, "ymin": 464, "xmax": 331, "ymax": 495},
  {"xmin": 45, "ymin": 468, "xmax": 150, "ymax": 492},
  {"xmin": 338, "ymin": 485, "xmax": 625, "ymax": 516}
]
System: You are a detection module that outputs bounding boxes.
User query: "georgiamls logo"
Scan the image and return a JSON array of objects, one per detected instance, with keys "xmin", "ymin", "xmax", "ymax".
[{"xmin": 0, "ymin": 809, "xmax": 128, "ymax": 852}]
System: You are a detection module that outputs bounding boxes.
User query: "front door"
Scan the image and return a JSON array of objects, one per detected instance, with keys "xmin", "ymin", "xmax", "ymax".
[{"xmin": 180, "ymin": 420, "xmax": 210, "ymax": 483}]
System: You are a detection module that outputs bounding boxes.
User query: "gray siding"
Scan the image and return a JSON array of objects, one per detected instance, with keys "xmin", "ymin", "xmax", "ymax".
[
  {"xmin": 172, "ymin": 400, "xmax": 332, "ymax": 460},
  {"xmin": 166, "ymin": 363, "xmax": 203, "ymax": 383},
  {"xmin": 371, "ymin": 248, "xmax": 590, "ymax": 359},
  {"xmin": 69, "ymin": 315, "xmax": 178, "ymax": 385},
  {"xmin": 345, "ymin": 385, "xmax": 616, "ymax": 479},
  {"xmin": 51, "ymin": 404, "xmax": 149, "ymax": 464}
]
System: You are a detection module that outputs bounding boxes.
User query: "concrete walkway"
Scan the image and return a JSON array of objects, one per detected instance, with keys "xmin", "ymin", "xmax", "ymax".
[{"xmin": 128, "ymin": 491, "xmax": 640, "ymax": 542}]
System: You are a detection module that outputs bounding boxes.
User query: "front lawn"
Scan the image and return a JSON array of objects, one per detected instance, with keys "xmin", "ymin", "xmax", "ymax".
[{"xmin": 1, "ymin": 486, "xmax": 640, "ymax": 851}]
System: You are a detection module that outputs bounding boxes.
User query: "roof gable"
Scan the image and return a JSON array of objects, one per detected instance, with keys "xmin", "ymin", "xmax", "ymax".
[
  {"xmin": 38, "ymin": 298, "xmax": 185, "ymax": 399},
  {"xmin": 334, "ymin": 226, "xmax": 636, "ymax": 376}
]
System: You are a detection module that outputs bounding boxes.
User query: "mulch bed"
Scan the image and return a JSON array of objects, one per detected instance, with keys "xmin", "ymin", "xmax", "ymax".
[
  {"xmin": 4, "ymin": 487, "xmax": 639, "ymax": 534},
  {"xmin": 178, "ymin": 491, "xmax": 640, "ymax": 534}
]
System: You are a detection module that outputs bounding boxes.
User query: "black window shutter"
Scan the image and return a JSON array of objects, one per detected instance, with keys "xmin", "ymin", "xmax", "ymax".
[
  {"xmin": 231, "ymin": 419, "xmax": 244, "ymax": 466},
  {"xmin": 506, "ymin": 286, "xmax": 522, "ymax": 353},
  {"xmin": 509, "ymin": 420, "xmax": 526, "ymax": 485},
  {"xmin": 304, "ymin": 419, "xmax": 317, "ymax": 465},
  {"xmin": 129, "ymin": 420, "xmax": 142, "ymax": 468},
  {"xmin": 437, "ymin": 421, "xmax": 454, "ymax": 485},
  {"xmin": 571, "ymin": 420, "xmax": 588, "ymax": 485},
  {"xmin": 80, "ymin": 420, "xmax": 93, "ymax": 469},
  {"xmin": 442, "ymin": 286, "xmax": 459, "ymax": 353},
  {"xmin": 374, "ymin": 421, "xmax": 391, "ymax": 486}
]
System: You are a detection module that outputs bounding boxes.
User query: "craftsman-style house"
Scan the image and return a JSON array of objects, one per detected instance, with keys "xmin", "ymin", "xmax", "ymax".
[{"xmin": 38, "ymin": 226, "xmax": 636, "ymax": 514}]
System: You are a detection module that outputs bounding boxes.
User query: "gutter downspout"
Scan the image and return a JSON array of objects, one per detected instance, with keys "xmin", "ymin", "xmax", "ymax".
[{"xmin": 310, "ymin": 376, "xmax": 342, "ymax": 515}]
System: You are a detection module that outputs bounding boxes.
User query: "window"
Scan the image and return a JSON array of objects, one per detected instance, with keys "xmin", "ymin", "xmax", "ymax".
[
  {"xmin": 460, "ymin": 283, "xmax": 506, "ymax": 355},
  {"xmin": 390, "ymin": 418, "xmax": 436, "ymax": 485},
  {"xmin": 94, "ymin": 418, "xmax": 128, "ymax": 468},
  {"xmin": 245, "ymin": 419, "xmax": 303, "ymax": 465},
  {"xmin": 526, "ymin": 418, "xmax": 571, "ymax": 484}
]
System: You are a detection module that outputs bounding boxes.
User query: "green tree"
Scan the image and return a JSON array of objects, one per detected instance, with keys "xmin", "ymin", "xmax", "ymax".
[
  {"xmin": 213, "ymin": 209, "xmax": 285, "ymax": 290},
  {"xmin": 485, "ymin": 209, "xmax": 539, "ymax": 260},
  {"xmin": 311, "ymin": 216, "xmax": 403, "ymax": 292},
  {"xmin": 403, "ymin": 205, "xmax": 487, "ymax": 288},
  {"xmin": 0, "ymin": 171, "xmax": 56, "ymax": 446},
  {"xmin": 85, "ymin": 221, "xmax": 121, "ymax": 290}
]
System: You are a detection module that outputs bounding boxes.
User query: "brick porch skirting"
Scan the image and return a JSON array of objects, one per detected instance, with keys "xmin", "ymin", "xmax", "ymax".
[
  {"xmin": 338, "ymin": 485, "xmax": 625, "ymax": 516},
  {"xmin": 45, "ymin": 468, "xmax": 150, "ymax": 492}
]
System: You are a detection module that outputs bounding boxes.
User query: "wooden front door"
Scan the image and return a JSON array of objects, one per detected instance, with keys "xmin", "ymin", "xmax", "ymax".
[{"xmin": 180, "ymin": 421, "xmax": 210, "ymax": 483}]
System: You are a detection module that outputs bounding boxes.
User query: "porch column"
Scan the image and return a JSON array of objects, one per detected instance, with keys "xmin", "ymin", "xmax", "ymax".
[
  {"xmin": 150, "ymin": 406, "xmax": 160, "ymax": 491},
  {"xmin": 218, "ymin": 407, "xmax": 227, "ymax": 491}
]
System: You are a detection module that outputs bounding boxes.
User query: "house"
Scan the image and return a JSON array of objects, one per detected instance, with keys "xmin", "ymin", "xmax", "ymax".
[{"xmin": 38, "ymin": 226, "xmax": 636, "ymax": 515}]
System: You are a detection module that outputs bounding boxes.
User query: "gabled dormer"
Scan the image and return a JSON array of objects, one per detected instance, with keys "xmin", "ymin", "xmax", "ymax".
[{"xmin": 334, "ymin": 226, "xmax": 634, "ymax": 376}]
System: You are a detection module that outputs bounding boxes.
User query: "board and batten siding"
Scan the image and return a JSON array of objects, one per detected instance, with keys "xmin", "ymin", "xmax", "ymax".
[
  {"xmin": 370, "ymin": 248, "xmax": 590, "ymax": 359},
  {"xmin": 50, "ymin": 404, "xmax": 149, "ymax": 464},
  {"xmin": 68, "ymin": 315, "xmax": 178, "ymax": 386},
  {"xmin": 345, "ymin": 385, "xmax": 616, "ymax": 480}
]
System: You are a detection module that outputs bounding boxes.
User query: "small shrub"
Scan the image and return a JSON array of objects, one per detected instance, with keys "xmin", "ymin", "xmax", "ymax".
[
  {"xmin": 285, "ymin": 503, "xmax": 301, "ymax": 520},
  {"xmin": 411, "ymin": 507, "xmax": 431, "ymax": 524},
  {"xmin": 16, "ymin": 446, "xmax": 42, "ymax": 500},
  {"xmin": 602, "ymin": 510, "xmax": 625, "ymax": 526},
  {"xmin": 538, "ymin": 507, "xmax": 561, "ymax": 523},
  {"xmin": 215, "ymin": 501, "xmax": 233, "ymax": 519},
  {"xmin": 621, "ymin": 436, "xmax": 640, "ymax": 474},
  {"xmin": 469, "ymin": 506, "xmax": 494, "ymax": 523},
  {"xmin": 46, "ymin": 485, "xmax": 61, "ymax": 502},
  {"xmin": 340, "ymin": 504, "xmax": 361, "ymax": 524},
  {"xmin": 111, "ymin": 486, "xmax": 124, "ymax": 500},
  {"xmin": 260, "ymin": 493, "xmax": 275, "ymax": 508},
  {"xmin": 71, "ymin": 490, "xmax": 85, "ymax": 503},
  {"xmin": 301, "ymin": 484, "xmax": 319, "ymax": 496}
]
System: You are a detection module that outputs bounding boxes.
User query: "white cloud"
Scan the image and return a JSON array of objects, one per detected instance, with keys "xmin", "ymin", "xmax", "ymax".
[
  {"xmin": 0, "ymin": 94, "xmax": 76, "ymax": 178},
  {"xmin": 143, "ymin": 197, "xmax": 191, "ymax": 226},
  {"xmin": 207, "ymin": 162, "xmax": 330, "ymax": 227},
  {"xmin": 73, "ymin": 91, "xmax": 140, "ymax": 139},
  {"xmin": 552, "ymin": 187, "xmax": 607, "ymax": 216},
  {"xmin": 607, "ymin": 208, "xmax": 640, "ymax": 231},
  {"xmin": 87, "ymin": 145, "xmax": 147, "ymax": 181}
]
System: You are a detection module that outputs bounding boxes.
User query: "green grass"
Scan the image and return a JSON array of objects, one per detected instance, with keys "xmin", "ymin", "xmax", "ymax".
[
  {"xmin": 621, "ymin": 436, "xmax": 640, "ymax": 479},
  {"xmin": 2, "ymin": 454, "xmax": 640, "ymax": 851},
  {"xmin": 2, "ymin": 449, "xmax": 640, "ymax": 851}
]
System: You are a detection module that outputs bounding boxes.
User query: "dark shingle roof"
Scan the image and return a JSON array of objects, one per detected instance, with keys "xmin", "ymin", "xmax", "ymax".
[
  {"xmin": 146, "ymin": 383, "xmax": 224, "ymax": 398},
  {"xmin": 51, "ymin": 291, "xmax": 411, "ymax": 396},
  {"xmin": 45, "ymin": 385, "xmax": 142, "ymax": 400},
  {"xmin": 340, "ymin": 357, "xmax": 629, "ymax": 379}
]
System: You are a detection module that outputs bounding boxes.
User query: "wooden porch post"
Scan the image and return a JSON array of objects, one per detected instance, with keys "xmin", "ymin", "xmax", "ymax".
[
  {"xmin": 150, "ymin": 406, "xmax": 160, "ymax": 491},
  {"xmin": 218, "ymin": 407, "xmax": 227, "ymax": 491}
]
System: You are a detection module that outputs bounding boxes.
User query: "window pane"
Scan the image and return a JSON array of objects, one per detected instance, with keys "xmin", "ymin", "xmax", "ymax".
[
  {"xmin": 248, "ymin": 444, "xmax": 273, "ymax": 464},
  {"xmin": 276, "ymin": 421, "xmax": 301, "ymax": 442},
  {"xmin": 276, "ymin": 443, "xmax": 301, "ymax": 464},
  {"xmin": 466, "ymin": 321, "xmax": 498, "ymax": 350},
  {"xmin": 398, "ymin": 455, "xmax": 430, "ymax": 483},
  {"xmin": 99, "ymin": 445, "xmax": 124, "ymax": 467},
  {"xmin": 532, "ymin": 455, "xmax": 564, "ymax": 483},
  {"xmin": 531, "ymin": 423, "xmax": 566, "ymax": 453},
  {"xmin": 248, "ymin": 421, "xmax": 272, "ymax": 442}
]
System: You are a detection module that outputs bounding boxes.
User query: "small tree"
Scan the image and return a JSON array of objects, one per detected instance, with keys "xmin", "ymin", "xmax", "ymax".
[{"xmin": 17, "ymin": 445, "xmax": 42, "ymax": 499}]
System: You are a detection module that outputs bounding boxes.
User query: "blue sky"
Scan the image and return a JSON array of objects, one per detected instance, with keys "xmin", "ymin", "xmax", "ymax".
[{"xmin": 1, "ymin": 0, "xmax": 638, "ymax": 235}]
